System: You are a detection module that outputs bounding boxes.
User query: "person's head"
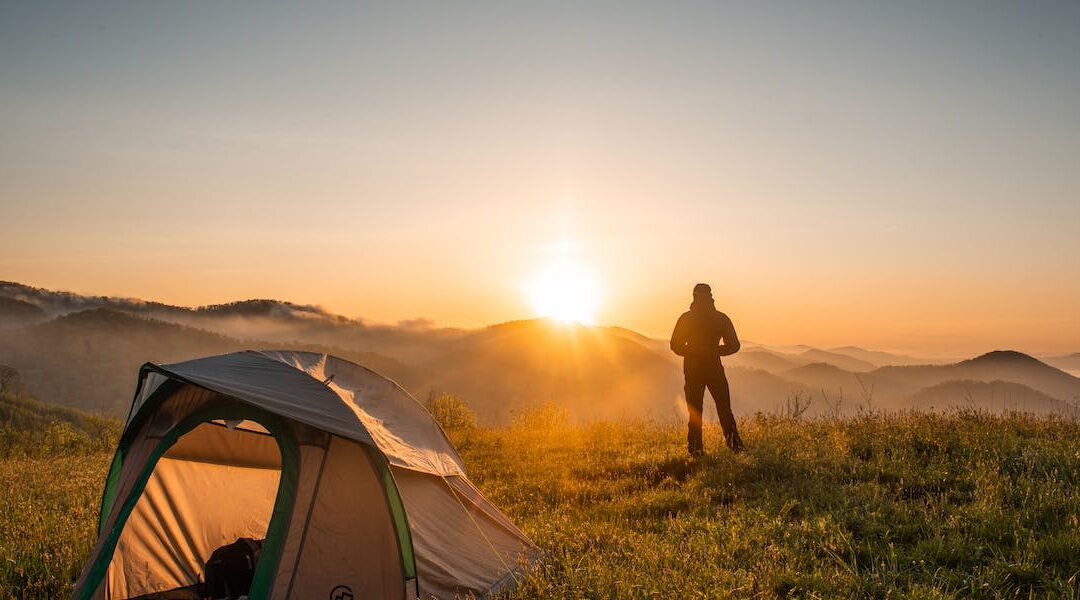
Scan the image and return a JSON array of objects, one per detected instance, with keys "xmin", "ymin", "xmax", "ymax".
[{"xmin": 692, "ymin": 283, "xmax": 712, "ymax": 300}]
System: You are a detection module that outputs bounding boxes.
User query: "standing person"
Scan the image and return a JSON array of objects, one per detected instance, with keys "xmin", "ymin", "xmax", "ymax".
[{"xmin": 670, "ymin": 283, "xmax": 743, "ymax": 456}]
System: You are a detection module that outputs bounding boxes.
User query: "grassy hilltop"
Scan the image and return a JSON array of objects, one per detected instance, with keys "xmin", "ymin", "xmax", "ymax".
[
  {"xmin": 3, "ymin": 400, "xmax": 1080, "ymax": 599},
  {"xmin": 470, "ymin": 411, "xmax": 1080, "ymax": 599}
]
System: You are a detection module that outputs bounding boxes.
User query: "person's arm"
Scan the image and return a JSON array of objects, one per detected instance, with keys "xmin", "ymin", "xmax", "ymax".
[
  {"xmin": 670, "ymin": 314, "xmax": 689, "ymax": 356},
  {"xmin": 717, "ymin": 312, "xmax": 741, "ymax": 356}
]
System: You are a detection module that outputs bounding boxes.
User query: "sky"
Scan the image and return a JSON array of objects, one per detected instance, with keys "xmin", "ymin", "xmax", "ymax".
[{"xmin": 1, "ymin": 1, "xmax": 1079, "ymax": 356}]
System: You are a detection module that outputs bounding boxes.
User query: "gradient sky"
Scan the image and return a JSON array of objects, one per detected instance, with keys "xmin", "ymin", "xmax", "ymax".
[{"xmin": 2, "ymin": 1, "xmax": 1078, "ymax": 355}]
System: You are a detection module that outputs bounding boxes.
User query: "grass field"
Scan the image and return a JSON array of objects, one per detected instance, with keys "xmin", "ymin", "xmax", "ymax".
[{"xmin": 3, "ymin": 408, "xmax": 1080, "ymax": 598}]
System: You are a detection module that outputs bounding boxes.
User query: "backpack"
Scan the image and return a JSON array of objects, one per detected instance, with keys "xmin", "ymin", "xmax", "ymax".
[{"xmin": 204, "ymin": 538, "xmax": 263, "ymax": 599}]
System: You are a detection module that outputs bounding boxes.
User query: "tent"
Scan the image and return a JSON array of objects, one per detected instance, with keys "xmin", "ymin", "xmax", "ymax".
[{"xmin": 71, "ymin": 350, "xmax": 540, "ymax": 600}]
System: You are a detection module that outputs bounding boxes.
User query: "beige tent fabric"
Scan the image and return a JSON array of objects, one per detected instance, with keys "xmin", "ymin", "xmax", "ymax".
[
  {"xmin": 146, "ymin": 352, "xmax": 378, "ymax": 448},
  {"xmin": 76, "ymin": 384, "xmax": 220, "ymax": 598},
  {"xmin": 391, "ymin": 468, "xmax": 539, "ymax": 599},
  {"xmin": 268, "ymin": 442, "xmax": 326, "ymax": 600},
  {"xmin": 108, "ymin": 454, "xmax": 281, "ymax": 598},
  {"xmin": 166, "ymin": 421, "xmax": 280, "ymax": 468},
  {"xmin": 285, "ymin": 436, "xmax": 405, "ymax": 600},
  {"xmin": 259, "ymin": 351, "xmax": 466, "ymax": 476}
]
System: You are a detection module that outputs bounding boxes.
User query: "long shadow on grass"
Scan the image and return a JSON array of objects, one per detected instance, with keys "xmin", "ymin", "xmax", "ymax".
[{"xmin": 627, "ymin": 454, "xmax": 697, "ymax": 487}]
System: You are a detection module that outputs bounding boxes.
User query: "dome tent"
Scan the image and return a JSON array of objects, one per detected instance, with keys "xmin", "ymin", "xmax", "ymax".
[{"xmin": 72, "ymin": 350, "xmax": 539, "ymax": 600}]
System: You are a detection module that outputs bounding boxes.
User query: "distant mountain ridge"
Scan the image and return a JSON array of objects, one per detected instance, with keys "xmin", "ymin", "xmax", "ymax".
[
  {"xmin": 0, "ymin": 308, "xmax": 414, "ymax": 415},
  {"xmin": 1044, "ymin": 352, "xmax": 1080, "ymax": 374},
  {"xmin": 0, "ymin": 280, "xmax": 467, "ymax": 360},
  {"xmin": 0, "ymin": 281, "xmax": 359, "ymax": 326},
  {"xmin": 728, "ymin": 344, "xmax": 938, "ymax": 373},
  {"xmin": 1, "ymin": 281, "xmax": 1077, "ymax": 422},
  {"xmin": 877, "ymin": 351, "xmax": 1080, "ymax": 407},
  {"xmin": 196, "ymin": 299, "xmax": 345, "ymax": 321},
  {"xmin": 827, "ymin": 346, "xmax": 936, "ymax": 367},
  {"xmin": 797, "ymin": 349, "xmax": 876, "ymax": 372},
  {"xmin": 0, "ymin": 296, "xmax": 46, "ymax": 329},
  {"xmin": 907, "ymin": 380, "xmax": 1075, "ymax": 415},
  {"xmin": 418, "ymin": 319, "xmax": 682, "ymax": 422}
]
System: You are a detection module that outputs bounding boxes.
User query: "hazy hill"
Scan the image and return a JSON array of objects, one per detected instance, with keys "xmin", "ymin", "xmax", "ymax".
[
  {"xmin": 1044, "ymin": 352, "xmax": 1080, "ymax": 374},
  {"xmin": 781, "ymin": 362, "xmax": 907, "ymax": 398},
  {"xmin": 3, "ymin": 282, "xmax": 1078, "ymax": 424},
  {"xmin": 0, "ymin": 309, "xmax": 412, "ymax": 416},
  {"xmin": 759, "ymin": 343, "xmax": 815, "ymax": 354},
  {"xmin": 418, "ymin": 320, "xmax": 867, "ymax": 422},
  {"xmin": 418, "ymin": 319, "xmax": 683, "ymax": 423},
  {"xmin": 0, "ymin": 309, "xmax": 244, "ymax": 414},
  {"xmin": 723, "ymin": 367, "xmax": 814, "ymax": 415},
  {"xmin": 782, "ymin": 362, "xmax": 857, "ymax": 390},
  {"xmin": 0, "ymin": 296, "xmax": 47, "ymax": 329},
  {"xmin": 603, "ymin": 325, "xmax": 673, "ymax": 356},
  {"xmin": 797, "ymin": 349, "xmax": 876, "ymax": 372},
  {"xmin": 0, "ymin": 308, "xmax": 680, "ymax": 423},
  {"xmin": 827, "ymin": 346, "xmax": 939, "ymax": 367},
  {"xmin": 905, "ymin": 380, "xmax": 1076, "ymax": 416},
  {"xmin": 0, "ymin": 281, "xmax": 178, "ymax": 318},
  {"xmin": 875, "ymin": 351, "xmax": 1080, "ymax": 406},
  {"xmin": 176, "ymin": 299, "xmax": 468, "ymax": 361},
  {"xmin": 725, "ymin": 348, "xmax": 803, "ymax": 373},
  {"xmin": 0, "ymin": 281, "xmax": 937, "ymax": 385},
  {"xmin": 768, "ymin": 351, "xmax": 1080, "ymax": 416},
  {"xmin": 727, "ymin": 345, "xmax": 932, "ymax": 375},
  {"xmin": 0, "ymin": 281, "xmax": 466, "ymax": 363}
]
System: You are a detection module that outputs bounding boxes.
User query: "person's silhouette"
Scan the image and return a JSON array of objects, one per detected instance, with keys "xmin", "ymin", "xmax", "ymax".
[{"xmin": 670, "ymin": 283, "xmax": 743, "ymax": 455}]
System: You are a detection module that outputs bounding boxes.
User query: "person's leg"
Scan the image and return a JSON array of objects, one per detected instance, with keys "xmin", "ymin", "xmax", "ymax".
[
  {"xmin": 707, "ymin": 369, "xmax": 743, "ymax": 451},
  {"xmin": 684, "ymin": 377, "xmax": 706, "ymax": 456}
]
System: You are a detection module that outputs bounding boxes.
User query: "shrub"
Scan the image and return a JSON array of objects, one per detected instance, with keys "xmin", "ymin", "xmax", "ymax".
[{"xmin": 426, "ymin": 393, "xmax": 478, "ymax": 431}]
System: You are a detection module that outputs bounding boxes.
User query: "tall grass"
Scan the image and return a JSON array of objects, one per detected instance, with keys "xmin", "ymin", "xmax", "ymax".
[
  {"xmin": 449, "ymin": 410, "xmax": 1080, "ymax": 599},
  {"xmin": 0, "ymin": 454, "xmax": 109, "ymax": 599},
  {"xmin": 3, "ymin": 408, "xmax": 1080, "ymax": 598}
]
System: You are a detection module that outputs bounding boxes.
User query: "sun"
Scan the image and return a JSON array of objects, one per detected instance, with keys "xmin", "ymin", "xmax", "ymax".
[{"xmin": 524, "ymin": 260, "xmax": 601, "ymax": 325}]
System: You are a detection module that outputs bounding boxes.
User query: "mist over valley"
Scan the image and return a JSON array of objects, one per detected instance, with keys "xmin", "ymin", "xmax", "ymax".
[{"xmin": 2, "ymin": 281, "xmax": 1077, "ymax": 424}]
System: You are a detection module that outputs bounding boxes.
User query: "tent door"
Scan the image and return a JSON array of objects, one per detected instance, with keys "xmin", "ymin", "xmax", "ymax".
[{"xmin": 76, "ymin": 403, "xmax": 299, "ymax": 600}]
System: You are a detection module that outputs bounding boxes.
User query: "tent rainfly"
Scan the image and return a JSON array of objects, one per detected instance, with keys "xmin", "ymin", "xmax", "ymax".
[{"xmin": 71, "ymin": 350, "xmax": 540, "ymax": 600}]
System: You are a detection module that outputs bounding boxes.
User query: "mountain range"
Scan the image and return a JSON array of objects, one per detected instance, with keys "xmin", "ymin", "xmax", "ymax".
[{"xmin": 1, "ymin": 281, "xmax": 1077, "ymax": 423}]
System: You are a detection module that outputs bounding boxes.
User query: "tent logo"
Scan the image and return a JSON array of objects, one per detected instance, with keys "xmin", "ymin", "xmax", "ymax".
[{"xmin": 330, "ymin": 585, "xmax": 354, "ymax": 600}]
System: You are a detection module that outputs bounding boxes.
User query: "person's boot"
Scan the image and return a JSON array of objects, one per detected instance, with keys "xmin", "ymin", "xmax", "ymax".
[
  {"xmin": 688, "ymin": 440, "xmax": 703, "ymax": 457},
  {"xmin": 688, "ymin": 436, "xmax": 704, "ymax": 457},
  {"xmin": 726, "ymin": 431, "xmax": 744, "ymax": 453},
  {"xmin": 688, "ymin": 429, "xmax": 704, "ymax": 458}
]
